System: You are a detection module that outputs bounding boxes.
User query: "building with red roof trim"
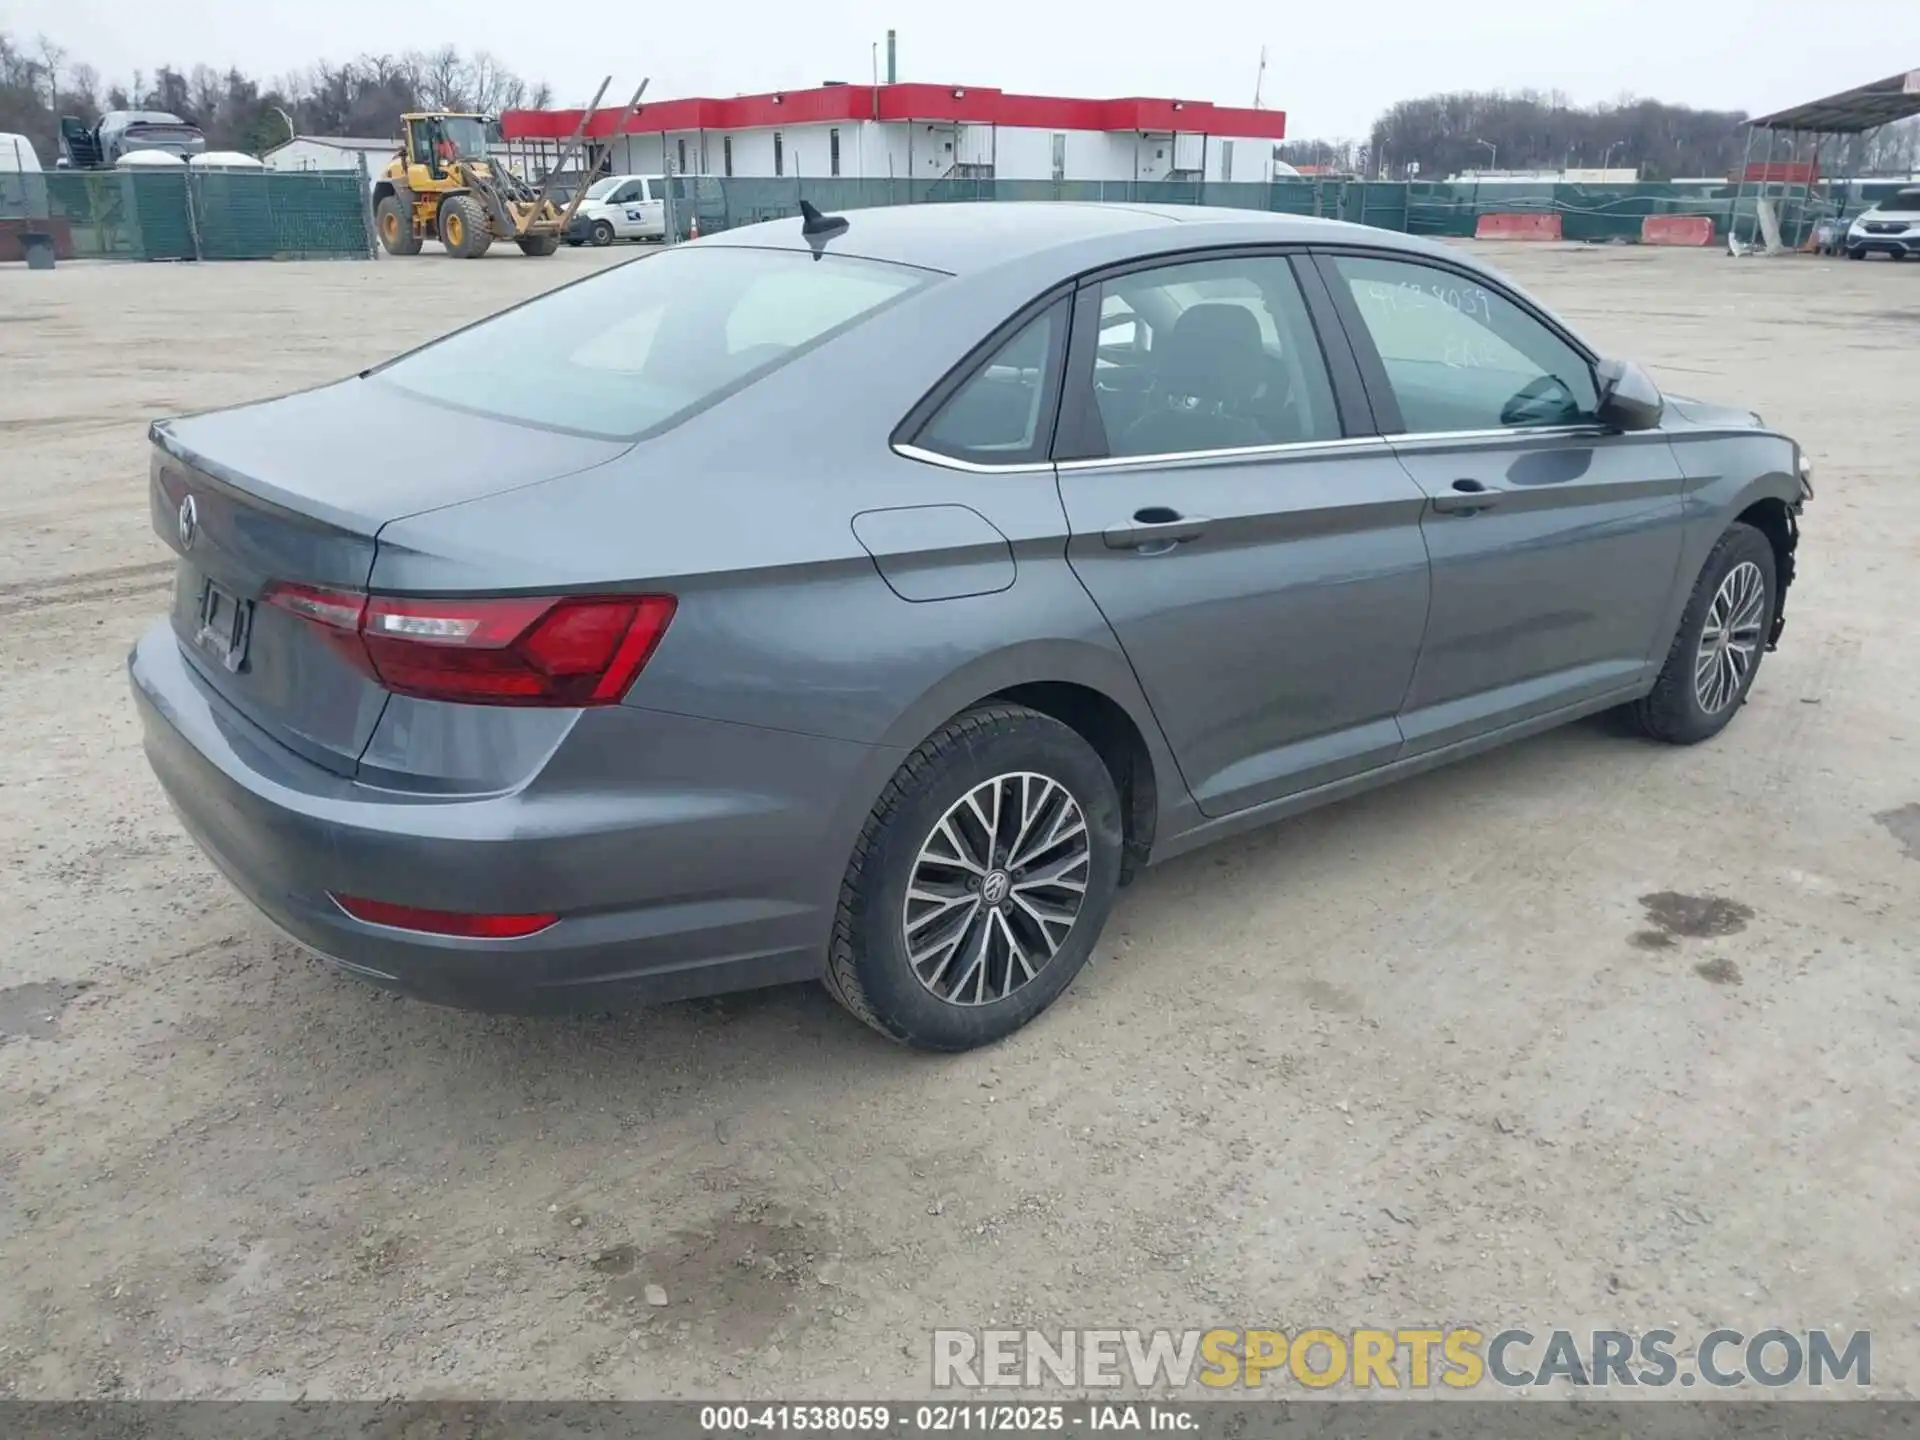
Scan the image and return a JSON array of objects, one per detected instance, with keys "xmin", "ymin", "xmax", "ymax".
[{"xmin": 500, "ymin": 82, "xmax": 1288, "ymax": 185}]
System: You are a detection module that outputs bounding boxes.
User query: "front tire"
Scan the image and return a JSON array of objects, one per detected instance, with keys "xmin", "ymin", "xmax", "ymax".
[
  {"xmin": 589, "ymin": 219, "xmax": 616, "ymax": 247},
  {"xmin": 825, "ymin": 704, "xmax": 1124, "ymax": 1051},
  {"xmin": 516, "ymin": 234, "xmax": 560, "ymax": 256},
  {"xmin": 1632, "ymin": 522, "xmax": 1777, "ymax": 745},
  {"xmin": 375, "ymin": 196, "xmax": 421, "ymax": 256},
  {"xmin": 438, "ymin": 194, "xmax": 492, "ymax": 258}
]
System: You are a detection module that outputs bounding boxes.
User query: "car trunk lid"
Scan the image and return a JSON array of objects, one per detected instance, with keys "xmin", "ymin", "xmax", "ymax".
[{"xmin": 149, "ymin": 380, "xmax": 631, "ymax": 776}]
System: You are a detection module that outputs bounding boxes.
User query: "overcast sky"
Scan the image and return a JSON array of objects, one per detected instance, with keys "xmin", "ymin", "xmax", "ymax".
[{"xmin": 9, "ymin": 0, "xmax": 1918, "ymax": 138}]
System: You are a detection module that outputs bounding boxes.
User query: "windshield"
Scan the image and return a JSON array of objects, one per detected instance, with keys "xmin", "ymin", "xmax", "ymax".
[
  {"xmin": 439, "ymin": 116, "xmax": 489, "ymax": 158},
  {"xmin": 375, "ymin": 246, "xmax": 935, "ymax": 440},
  {"xmin": 585, "ymin": 177, "xmax": 621, "ymax": 200},
  {"xmin": 1873, "ymin": 191, "xmax": 1920, "ymax": 215}
]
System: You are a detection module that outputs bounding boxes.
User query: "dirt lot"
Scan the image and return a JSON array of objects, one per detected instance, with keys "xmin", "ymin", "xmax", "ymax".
[{"xmin": 1, "ymin": 240, "xmax": 1916, "ymax": 1401}]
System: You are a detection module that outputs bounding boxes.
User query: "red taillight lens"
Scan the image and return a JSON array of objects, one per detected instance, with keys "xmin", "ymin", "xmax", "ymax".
[
  {"xmin": 331, "ymin": 893, "xmax": 558, "ymax": 938},
  {"xmin": 261, "ymin": 585, "xmax": 676, "ymax": 707}
]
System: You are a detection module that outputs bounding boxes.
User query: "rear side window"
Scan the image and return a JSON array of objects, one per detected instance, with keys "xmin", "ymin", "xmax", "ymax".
[
  {"xmin": 376, "ymin": 247, "xmax": 932, "ymax": 440},
  {"xmin": 913, "ymin": 302, "xmax": 1067, "ymax": 466}
]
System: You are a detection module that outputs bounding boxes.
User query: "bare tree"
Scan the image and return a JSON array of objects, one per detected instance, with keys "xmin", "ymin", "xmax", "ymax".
[
  {"xmin": 417, "ymin": 46, "xmax": 466, "ymax": 110},
  {"xmin": 189, "ymin": 62, "xmax": 223, "ymax": 127},
  {"xmin": 34, "ymin": 33, "xmax": 63, "ymax": 111},
  {"xmin": 1, "ymin": 30, "xmax": 552, "ymax": 158},
  {"xmin": 66, "ymin": 61, "xmax": 99, "ymax": 111}
]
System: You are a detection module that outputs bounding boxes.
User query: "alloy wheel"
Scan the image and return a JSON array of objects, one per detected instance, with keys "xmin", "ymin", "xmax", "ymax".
[
  {"xmin": 902, "ymin": 773, "xmax": 1091, "ymax": 1006},
  {"xmin": 1694, "ymin": 560, "xmax": 1767, "ymax": 715}
]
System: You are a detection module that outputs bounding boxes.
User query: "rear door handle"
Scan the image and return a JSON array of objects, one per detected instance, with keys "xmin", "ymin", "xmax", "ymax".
[
  {"xmin": 1430, "ymin": 479, "xmax": 1506, "ymax": 515},
  {"xmin": 1103, "ymin": 508, "xmax": 1211, "ymax": 552}
]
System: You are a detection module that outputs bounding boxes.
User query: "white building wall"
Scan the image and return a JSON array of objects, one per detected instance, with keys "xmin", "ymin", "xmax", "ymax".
[
  {"xmin": 868, "ymin": 121, "xmax": 911, "ymax": 180},
  {"xmin": 604, "ymin": 120, "xmax": 1278, "ymax": 184},
  {"xmin": 264, "ymin": 139, "xmax": 390, "ymax": 180},
  {"xmin": 956, "ymin": 124, "xmax": 995, "ymax": 168},
  {"xmin": 1207, "ymin": 134, "xmax": 1280, "ymax": 183},
  {"xmin": 991, "ymin": 127, "xmax": 1055, "ymax": 181},
  {"xmin": 1134, "ymin": 135, "xmax": 1176, "ymax": 181}
]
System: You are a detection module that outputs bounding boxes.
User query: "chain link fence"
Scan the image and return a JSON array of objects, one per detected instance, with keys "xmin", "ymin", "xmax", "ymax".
[
  {"xmin": 5, "ymin": 170, "xmax": 374, "ymax": 261},
  {"xmin": 661, "ymin": 174, "xmax": 1920, "ymax": 248}
]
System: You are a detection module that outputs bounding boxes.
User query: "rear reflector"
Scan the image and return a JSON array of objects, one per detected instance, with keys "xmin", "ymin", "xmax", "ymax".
[
  {"xmin": 261, "ymin": 584, "xmax": 675, "ymax": 707},
  {"xmin": 331, "ymin": 893, "xmax": 558, "ymax": 939}
]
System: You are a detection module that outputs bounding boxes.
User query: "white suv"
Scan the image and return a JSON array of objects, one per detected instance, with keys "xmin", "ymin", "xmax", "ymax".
[
  {"xmin": 566, "ymin": 174, "xmax": 667, "ymax": 246},
  {"xmin": 1846, "ymin": 187, "xmax": 1920, "ymax": 261}
]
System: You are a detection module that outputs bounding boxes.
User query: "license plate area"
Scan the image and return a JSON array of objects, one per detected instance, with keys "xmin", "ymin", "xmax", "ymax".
[{"xmin": 194, "ymin": 579, "xmax": 253, "ymax": 672}]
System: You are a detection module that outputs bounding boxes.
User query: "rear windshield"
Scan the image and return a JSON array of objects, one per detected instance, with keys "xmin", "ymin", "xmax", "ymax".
[{"xmin": 374, "ymin": 246, "xmax": 934, "ymax": 440}]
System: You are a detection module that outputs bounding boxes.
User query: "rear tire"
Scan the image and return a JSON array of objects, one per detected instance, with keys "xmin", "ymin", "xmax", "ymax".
[
  {"xmin": 589, "ymin": 219, "xmax": 616, "ymax": 247},
  {"xmin": 516, "ymin": 235, "xmax": 560, "ymax": 256},
  {"xmin": 375, "ymin": 196, "xmax": 421, "ymax": 256},
  {"xmin": 1631, "ymin": 522, "xmax": 1776, "ymax": 746},
  {"xmin": 825, "ymin": 704, "xmax": 1124, "ymax": 1052},
  {"xmin": 438, "ymin": 194, "xmax": 492, "ymax": 258}
]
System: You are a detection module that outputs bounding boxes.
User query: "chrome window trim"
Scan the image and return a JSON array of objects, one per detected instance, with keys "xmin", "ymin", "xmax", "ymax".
[
  {"xmin": 896, "ymin": 424, "xmax": 1624, "ymax": 477},
  {"xmin": 1054, "ymin": 435, "xmax": 1391, "ymax": 472},
  {"xmin": 1384, "ymin": 423, "xmax": 1612, "ymax": 445},
  {"xmin": 892, "ymin": 443, "xmax": 1054, "ymax": 475}
]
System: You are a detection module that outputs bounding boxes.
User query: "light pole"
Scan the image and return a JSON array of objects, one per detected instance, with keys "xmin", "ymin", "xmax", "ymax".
[
  {"xmin": 272, "ymin": 106, "xmax": 296, "ymax": 145},
  {"xmin": 1602, "ymin": 140, "xmax": 1625, "ymax": 175},
  {"xmin": 1476, "ymin": 139, "xmax": 1497, "ymax": 173}
]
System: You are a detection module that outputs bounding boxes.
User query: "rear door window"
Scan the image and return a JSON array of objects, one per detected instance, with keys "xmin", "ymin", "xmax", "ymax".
[
  {"xmin": 375, "ymin": 247, "xmax": 934, "ymax": 440},
  {"xmin": 1073, "ymin": 253, "xmax": 1341, "ymax": 458}
]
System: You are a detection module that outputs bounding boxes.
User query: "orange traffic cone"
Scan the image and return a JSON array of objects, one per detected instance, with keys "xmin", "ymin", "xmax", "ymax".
[{"xmin": 688, "ymin": 210, "xmax": 699, "ymax": 241}]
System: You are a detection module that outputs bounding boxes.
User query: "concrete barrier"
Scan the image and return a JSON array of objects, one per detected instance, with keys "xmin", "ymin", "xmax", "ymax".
[
  {"xmin": 1641, "ymin": 215, "xmax": 1715, "ymax": 247},
  {"xmin": 1474, "ymin": 212, "xmax": 1563, "ymax": 241}
]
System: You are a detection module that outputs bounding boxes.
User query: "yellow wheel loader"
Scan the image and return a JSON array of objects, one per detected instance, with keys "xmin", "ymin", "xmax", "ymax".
[{"xmin": 371, "ymin": 79, "xmax": 647, "ymax": 259}]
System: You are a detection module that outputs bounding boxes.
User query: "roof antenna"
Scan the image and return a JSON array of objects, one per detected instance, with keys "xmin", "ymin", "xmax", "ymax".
[
  {"xmin": 798, "ymin": 198, "xmax": 850, "ymax": 258},
  {"xmin": 800, "ymin": 199, "xmax": 848, "ymax": 236}
]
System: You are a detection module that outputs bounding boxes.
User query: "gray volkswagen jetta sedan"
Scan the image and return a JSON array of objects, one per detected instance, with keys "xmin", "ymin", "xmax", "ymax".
[{"xmin": 131, "ymin": 202, "xmax": 1812, "ymax": 1051}]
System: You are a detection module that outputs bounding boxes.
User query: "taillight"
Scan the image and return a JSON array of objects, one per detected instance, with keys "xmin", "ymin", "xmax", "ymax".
[
  {"xmin": 261, "ymin": 584, "xmax": 675, "ymax": 707},
  {"xmin": 331, "ymin": 893, "xmax": 558, "ymax": 938}
]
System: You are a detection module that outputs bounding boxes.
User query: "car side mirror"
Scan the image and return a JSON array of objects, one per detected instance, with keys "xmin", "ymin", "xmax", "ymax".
[{"xmin": 1595, "ymin": 358, "xmax": 1665, "ymax": 432}]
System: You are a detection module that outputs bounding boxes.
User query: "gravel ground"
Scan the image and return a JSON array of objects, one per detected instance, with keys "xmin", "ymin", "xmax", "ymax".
[{"xmin": 1, "ymin": 240, "xmax": 1916, "ymax": 1401}]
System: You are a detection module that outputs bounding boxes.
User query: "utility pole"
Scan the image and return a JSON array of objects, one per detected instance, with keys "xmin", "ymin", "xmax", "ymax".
[{"xmin": 1252, "ymin": 46, "xmax": 1268, "ymax": 109}]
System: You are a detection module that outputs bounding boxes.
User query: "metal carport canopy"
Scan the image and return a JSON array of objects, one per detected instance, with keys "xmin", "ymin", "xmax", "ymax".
[{"xmin": 1748, "ymin": 68, "xmax": 1920, "ymax": 132}]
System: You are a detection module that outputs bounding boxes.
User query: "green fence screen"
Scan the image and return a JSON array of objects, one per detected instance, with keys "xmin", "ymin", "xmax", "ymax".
[
  {"xmin": 8, "ymin": 169, "xmax": 1910, "ymax": 260},
  {"xmin": 665, "ymin": 175, "xmax": 1919, "ymax": 249},
  {"xmin": 28, "ymin": 170, "xmax": 372, "ymax": 261}
]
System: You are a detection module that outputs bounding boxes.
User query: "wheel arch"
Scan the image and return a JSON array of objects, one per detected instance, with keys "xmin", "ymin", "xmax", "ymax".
[
  {"xmin": 1723, "ymin": 469, "xmax": 1804, "ymax": 648},
  {"xmin": 852, "ymin": 639, "xmax": 1184, "ymax": 884}
]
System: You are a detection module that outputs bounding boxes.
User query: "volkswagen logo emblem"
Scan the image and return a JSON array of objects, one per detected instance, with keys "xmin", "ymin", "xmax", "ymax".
[{"xmin": 177, "ymin": 493, "xmax": 198, "ymax": 551}]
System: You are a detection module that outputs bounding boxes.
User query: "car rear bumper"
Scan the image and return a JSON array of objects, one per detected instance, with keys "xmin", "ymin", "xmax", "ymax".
[{"xmin": 130, "ymin": 620, "xmax": 887, "ymax": 1012}]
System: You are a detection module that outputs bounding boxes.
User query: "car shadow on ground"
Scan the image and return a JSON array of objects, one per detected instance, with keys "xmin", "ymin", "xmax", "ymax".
[{"xmin": 244, "ymin": 708, "xmax": 1644, "ymax": 1105}]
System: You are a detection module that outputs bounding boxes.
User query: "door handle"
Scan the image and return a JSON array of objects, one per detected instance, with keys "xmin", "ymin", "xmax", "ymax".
[
  {"xmin": 1102, "ymin": 507, "xmax": 1210, "ymax": 552},
  {"xmin": 1430, "ymin": 479, "xmax": 1506, "ymax": 515}
]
